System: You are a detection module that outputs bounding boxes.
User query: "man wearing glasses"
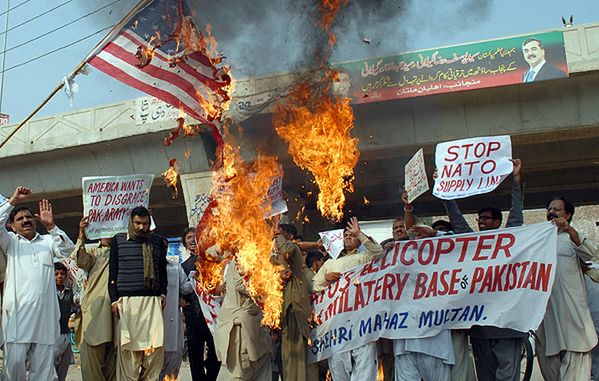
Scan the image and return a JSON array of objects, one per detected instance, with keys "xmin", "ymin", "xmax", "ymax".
[{"xmin": 441, "ymin": 159, "xmax": 524, "ymax": 381}]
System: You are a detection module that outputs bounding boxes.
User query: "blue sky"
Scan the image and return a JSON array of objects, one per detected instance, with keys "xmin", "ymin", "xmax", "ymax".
[{"xmin": 0, "ymin": 0, "xmax": 597, "ymax": 122}]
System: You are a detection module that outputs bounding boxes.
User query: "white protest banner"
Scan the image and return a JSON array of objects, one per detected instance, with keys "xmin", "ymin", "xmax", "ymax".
[
  {"xmin": 318, "ymin": 229, "xmax": 345, "ymax": 260},
  {"xmin": 308, "ymin": 223, "xmax": 557, "ymax": 363},
  {"xmin": 433, "ymin": 135, "xmax": 513, "ymax": 200},
  {"xmin": 82, "ymin": 174, "xmax": 154, "ymax": 239},
  {"xmin": 405, "ymin": 148, "xmax": 429, "ymax": 203}
]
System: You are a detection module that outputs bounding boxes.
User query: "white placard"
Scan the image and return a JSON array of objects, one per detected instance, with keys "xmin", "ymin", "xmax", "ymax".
[
  {"xmin": 82, "ymin": 174, "xmax": 154, "ymax": 239},
  {"xmin": 433, "ymin": 135, "xmax": 513, "ymax": 200},
  {"xmin": 318, "ymin": 229, "xmax": 345, "ymax": 260},
  {"xmin": 264, "ymin": 173, "xmax": 288, "ymax": 218},
  {"xmin": 405, "ymin": 148, "xmax": 429, "ymax": 203}
]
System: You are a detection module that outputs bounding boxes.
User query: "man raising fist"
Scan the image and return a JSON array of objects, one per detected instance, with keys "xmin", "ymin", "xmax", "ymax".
[{"xmin": 0, "ymin": 187, "xmax": 75, "ymax": 381}]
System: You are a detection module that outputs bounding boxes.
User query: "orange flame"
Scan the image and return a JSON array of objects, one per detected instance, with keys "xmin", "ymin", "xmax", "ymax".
[
  {"xmin": 377, "ymin": 357, "xmax": 385, "ymax": 380},
  {"xmin": 143, "ymin": 334, "xmax": 158, "ymax": 356},
  {"xmin": 195, "ymin": 133, "xmax": 284, "ymax": 327},
  {"xmin": 162, "ymin": 159, "xmax": 180, "ymax": 198},
  {"xmin": 273, "ymin": 81, "xmax": 359, "ymax": 222},
  {"xmin": 272, "ymin": 0, "xmax": 356, "ymax": 222}
]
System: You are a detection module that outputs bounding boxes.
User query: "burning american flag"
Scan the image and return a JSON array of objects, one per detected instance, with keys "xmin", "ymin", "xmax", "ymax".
[{"xmin": 86, "ymin": 0, "xmax": 232, "ymax": 145}]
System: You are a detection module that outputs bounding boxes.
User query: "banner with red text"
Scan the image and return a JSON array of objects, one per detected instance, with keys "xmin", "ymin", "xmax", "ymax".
[
  {"xmin": 82, "ymin": 174, "xmax": 154, "ymax": 239},
  {"xmin": 308, "ymin": 222, "xmax": 557, "ymax": 362},
  {"xmin": 433, "ymin": 135, "xmax": 512, "ymax": 200},
  {"xmin": 198, "ymin": 291, "xmax": 223, "ymax": 334}
]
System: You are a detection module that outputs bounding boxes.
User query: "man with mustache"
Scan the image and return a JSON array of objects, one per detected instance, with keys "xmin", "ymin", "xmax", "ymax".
[
  {"xmin": 0, "ymin": 186, "xmax": 75, "ymax": 380},
  {"xmin": 521, "ymin": 37, "xmax": 567, "ymax": 83},
  {"xmin": 312, "ymin": 217, "xmax": 384, "ymax": 381},
  {"xmin": 535, "ymin": 197, "xmax": 598, "ymax": 380}
]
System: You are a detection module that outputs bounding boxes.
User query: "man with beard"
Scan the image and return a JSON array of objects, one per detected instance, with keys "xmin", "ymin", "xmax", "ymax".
[
  {"xmin": 535, "ymin": 197, "xmax": 598, "ymax": 380},
  {"xmin": 0, "ymin": 187, "xmax": 74, "ymax": 380},
  {"xmin": 180, "ymin": 227, "xmax": 220, "ymax": 380},
  {"xmin": 109, "ymin": 206, "xmax": 167, "ymax": 380},
  {"xmin": 312, "ymin": 217, "xmax": 383, "ymax": 381},
  {"xmin": 442, "ymin": 159, "xmax": 523, "ymax": 381}
]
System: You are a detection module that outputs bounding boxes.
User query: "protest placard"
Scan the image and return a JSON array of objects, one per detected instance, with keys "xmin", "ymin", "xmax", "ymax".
[
  {"xmin": 82, "ymin": 174, "xmax": 154, "ymax": 239},
  {"xmin": 318, "ymin": 229, "xmax": 345, "ymax": 260},
  {"xmin": 433, "ymin": 135, "xmax": 513, "ymax": 200},
  {"xmin": 264, "ymin": 173, "xmax": 288, "ymax": 218},
  {"xmin": 405, "ymin": 148, "xmax": 429, "ymax": 203},
  {"xmin": 308, "ymin": 222, "xmax": 557, "ymax": 362}
]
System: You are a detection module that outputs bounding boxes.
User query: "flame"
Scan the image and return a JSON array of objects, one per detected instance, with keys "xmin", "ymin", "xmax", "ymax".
[
  {"xmin": 272, "ymin": 0, "xmax": 355, "ymax": 222},
  {"xmin": 162, "ymin": 159, "xmax": 180, "ymax": 198},
  {"xmin": 363, "ymin": 196, "xmax": 370, "ymax": 205},
  {"xmin": 163, "ymin": 376, "xmax": 178, "ymax": 381},
  {"xmin": 377, "ymin": 357, "xmax": 385, "ymax": 380},
  {"xmin": 144, "ymin": 334, "xmax": 158, "ymax": 356},
  {"xmin": 273, "ymin": 81, "xmax": 359, "ymax": 222},
  {"xmin": 195, "ymin": 133, "xmax": 284, "ymax": 327}
]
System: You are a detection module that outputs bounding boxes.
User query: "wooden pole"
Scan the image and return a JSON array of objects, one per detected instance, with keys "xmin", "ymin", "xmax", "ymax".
[{"xmin": 0, "ymin": 0, "xmax": 152, "ymax": 151}]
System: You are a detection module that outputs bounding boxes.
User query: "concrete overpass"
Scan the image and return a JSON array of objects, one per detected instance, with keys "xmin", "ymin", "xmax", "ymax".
[{"xmin": 1, "ymin": 22, "xmax": 598, "ymax": 239}]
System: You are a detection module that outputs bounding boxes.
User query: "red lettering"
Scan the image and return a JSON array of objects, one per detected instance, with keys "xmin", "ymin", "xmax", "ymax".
[
  {"xmin": 456, "ymin": 236, "xmax": 478, "ymax": 262},
  {"xmin": 470, "ymin": 267, "xmax": 484, "ymax": 293},
  {"xmin": 413, "ymin": 273, "xmax": 428, "ymax": 299},
  {"xmin": 418, "ymin": 240, "xmax": 435, "ymax": 265},
  {"xmin": 434, "ymin": 238, "xmax": 455, "ymax": 264},
  {"xmin": 446, "ymin": 145, "xmax": 460, "ymax": 161},
  {"xmin": 400, "ymin": 241, "xmax": 417, "ymax": 265},
  {"xmin": 473, "ymin": 235, "xmax": 495, "ymax": 261},
  {"xmin": 491, "ymin": 233, "xmax": 515, "ymax": 259}
]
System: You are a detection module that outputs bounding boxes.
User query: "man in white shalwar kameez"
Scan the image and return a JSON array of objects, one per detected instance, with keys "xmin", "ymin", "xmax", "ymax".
[
  {"xmin": 0, "ymin": 186, "xmax": 75, "ymax": 380},
  {"xmin": 312, "ymin": 217, "xmax": 383, "ymax": 381},
  {"xmin": 536, "ymin": 196, "xmax": 599, "ymax": 381}
]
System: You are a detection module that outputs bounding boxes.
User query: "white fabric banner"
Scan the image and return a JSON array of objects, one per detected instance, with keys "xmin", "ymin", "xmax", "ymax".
[
  {"xmin": 405, "ymin": 148, "xmax": 429, "ymax": 203},
  {"xmin": 433, "ymin": 135, "xmax": 513, "ymax": 200},
  {"xmin": 82, "ymin": 174, "xmax": 154, "ymax": 239},
  {"xmin": 308, "ymin": 223, "xmax": 557, "ymax": 362},
  {"xmin": 319, "ymin": 229, "xmax": 345, "ymax": 260}
]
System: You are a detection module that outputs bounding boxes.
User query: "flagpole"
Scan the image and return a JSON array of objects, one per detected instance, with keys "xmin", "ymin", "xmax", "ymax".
[{"xmin": 0, "ymin": 0, "xmax": 153, "ymax": 151}]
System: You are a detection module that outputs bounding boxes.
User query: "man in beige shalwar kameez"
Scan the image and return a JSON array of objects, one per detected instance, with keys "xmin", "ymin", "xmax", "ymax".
[
  {"xmin": 73, "ymin": 216, "xmax": 116, "ymax": 381},
  {"xmin": 536, "ymin": 196, "xmax": 599, "ymax": 381},
  {"xmin": 214, "ymin": 261, "xmax": 272, "ymax": 380}
]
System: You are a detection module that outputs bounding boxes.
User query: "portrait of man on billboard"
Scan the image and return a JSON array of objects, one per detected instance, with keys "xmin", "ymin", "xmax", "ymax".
[{"xmin": 521, "ymin": 37, "xmax": 568, "ymax": 82}]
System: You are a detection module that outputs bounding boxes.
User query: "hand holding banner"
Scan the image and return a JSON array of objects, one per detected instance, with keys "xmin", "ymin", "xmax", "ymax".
[
  {"xmin": 433, "ymin": 135, "xmax": 513, "ymax": 200},
  {"xmin": 82, "ymin": 174, "xmax": 154, "ymax": 239},
  {"xmin": 405, "ymin": 148, "xmax": 429, "ymax": 203}
]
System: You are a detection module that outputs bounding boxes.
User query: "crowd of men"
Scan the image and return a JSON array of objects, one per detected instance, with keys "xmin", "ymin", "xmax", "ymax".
[{"xmin": 0, "ymin": 156, "xmax": 596, "ymax": 381}]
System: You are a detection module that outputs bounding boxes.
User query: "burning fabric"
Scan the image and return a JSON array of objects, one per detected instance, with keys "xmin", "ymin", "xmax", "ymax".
[{"xmin": 195, "ymin": 138, "xmax": 285, "ymax": 328}]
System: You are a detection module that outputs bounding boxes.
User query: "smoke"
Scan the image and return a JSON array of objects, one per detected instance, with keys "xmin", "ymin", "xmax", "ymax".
[{"xmin": 75, "ymin": 0, "xmax": 492, "ymax": 78}]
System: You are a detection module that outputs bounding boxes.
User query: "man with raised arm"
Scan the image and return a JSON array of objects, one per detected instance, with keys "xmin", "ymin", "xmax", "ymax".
[
  {"xmin": 73, "ymin": 216, "xmax": 116, "ymax": 381},
  {"xmin": 312, "ymin": 217, "xmax": 383, "ymax": 381},
  {"xmin": 441, "ymin": 159, "xmax": 524, "ymax": 381},
  {"xmin": 0, "ymin": 186, "xmax": 75, "ymax": 380}
]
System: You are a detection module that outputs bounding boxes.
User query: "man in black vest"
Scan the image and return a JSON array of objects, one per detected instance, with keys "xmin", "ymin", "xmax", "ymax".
[{"xmin": 109, "ymin": 206, "xmax": 167, "ymax": 381}]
